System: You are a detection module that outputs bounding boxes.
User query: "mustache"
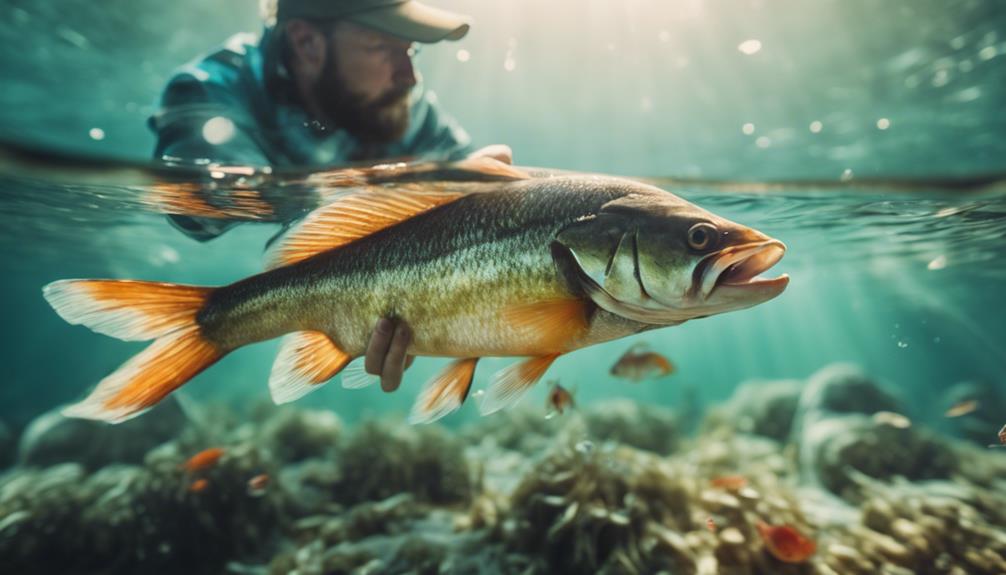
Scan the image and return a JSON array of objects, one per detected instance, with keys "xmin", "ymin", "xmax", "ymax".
[{"xmin": 369, "ymin": 83, "xmax": 413, "ymax": 110}]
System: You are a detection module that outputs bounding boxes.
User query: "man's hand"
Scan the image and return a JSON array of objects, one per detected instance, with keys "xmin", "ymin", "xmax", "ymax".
[
  {"xmin": 365, "ymin": 318, "xmax": 415, "ymax": 392},
  {"xmin": 468, "ymin": 144, "xmax": 513, "ymax": 165}
]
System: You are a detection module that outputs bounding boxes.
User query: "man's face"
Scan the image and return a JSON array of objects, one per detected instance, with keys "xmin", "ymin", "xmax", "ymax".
[{"xmin": 315, "ymin": 21, "xmax": 418, "ymax": 144}]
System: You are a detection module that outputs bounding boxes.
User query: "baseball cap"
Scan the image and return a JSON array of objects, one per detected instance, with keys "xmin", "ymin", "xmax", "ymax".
[{"xmin": 277, "ymin": 0, "xmax": 471, "ymax": 43}]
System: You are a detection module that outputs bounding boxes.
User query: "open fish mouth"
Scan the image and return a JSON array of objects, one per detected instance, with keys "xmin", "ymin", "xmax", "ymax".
[{"xmin": 697, "ymin": 240, "xmax": 789, "ymax": 299}]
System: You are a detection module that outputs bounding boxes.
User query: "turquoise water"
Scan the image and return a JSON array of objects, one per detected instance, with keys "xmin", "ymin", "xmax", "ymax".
[{"xmin": 1, "ymin": 1, "xmax": 1005, "ymax": 574}]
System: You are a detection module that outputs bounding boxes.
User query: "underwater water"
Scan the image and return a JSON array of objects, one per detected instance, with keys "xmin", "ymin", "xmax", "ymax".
[{"xmin": 1, "ymin": 0, "xmax": 1005, "ymax": 574}]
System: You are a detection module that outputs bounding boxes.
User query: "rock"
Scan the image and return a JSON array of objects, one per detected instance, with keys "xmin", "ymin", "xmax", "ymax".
[
  {"xmin": 17, "ymin": 396, "xmax": 190, "ymax": 470},
  {"xmin": 583, "ymin": 399, "xmax": 679, "ymax": 454},
  {"xmin": 797, "ymin": 363, "xmax": 900, "ymax": 417},
  {"xmin": 710, "ymin": 378, "xmax": 804, "ymax": 441},
  {"xmin": 793, "ymin": 364, "xmax": 956, "ymax": 499}
]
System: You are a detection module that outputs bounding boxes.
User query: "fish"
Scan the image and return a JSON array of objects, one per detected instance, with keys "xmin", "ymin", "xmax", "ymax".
[
  {"xmin": 756, "ymin": 521, "xmax": 816, "ymax": 563},
  {"xmin": 545, "ymin": 381, "xmax": 575, "ymax": 419},
  {"xmin": 247, "ymin": 473, "xmax": 270, "ymax": 496},
  {"xmin": 945, "ymin": 399, "xmax": 979, "ymax": 418},
  {"xmin": 609, "ymin": 344, "xmax": 674, "ymax": 382},
  {"xmin": 41, "ymin": 157, "xmax": 788, "ymax": 425},
  {"xmin": 990, "ymin": 423, "xmax": 1006, "ymax": 448},
  {"xmin": 182, "ymin": 447, "xmax": 225, "ymax": 472},
  {"xmin": 710, "ymin": 475, "xmax": 748, "ymax": 491},
  {"xmin": 189, "ymin": 478, "xmax": 210, "ymax": 493},
  {"xmin": 705, "ymin": 517, "xmax": 717, "ymax": 533}
]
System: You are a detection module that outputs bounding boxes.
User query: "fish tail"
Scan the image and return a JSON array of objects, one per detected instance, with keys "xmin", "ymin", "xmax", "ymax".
[{"xmin": 43, "ymin": 279, "xmax": 223, "ymax": 423}]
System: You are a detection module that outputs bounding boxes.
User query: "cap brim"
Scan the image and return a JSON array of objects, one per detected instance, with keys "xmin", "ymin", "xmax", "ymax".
[{"xmin": 349, "ymin": 1, "xmax": 470, "ymax": 43}]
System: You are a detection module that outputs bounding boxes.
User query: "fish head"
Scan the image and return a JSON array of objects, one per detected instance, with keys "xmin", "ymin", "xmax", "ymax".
[{"xmin": 554, "ymin": 187, "xmax": 788, "ymax": 325}]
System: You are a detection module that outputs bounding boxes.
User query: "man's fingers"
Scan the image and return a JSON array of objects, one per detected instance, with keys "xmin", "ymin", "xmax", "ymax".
[
  {"xmin": 404, "ymin": 355, "xmax": 416, "ymax": 370},
  {"xmin": 381, "ymin": 323, "xmax": 412, "ymax": 392},
  {"xmin": 364, "ymin": 318, "xmax": 394, "ymax": 375},
  {"xmin": 469, "ymin": 144, "xmax": 513, "ymax": 165}
]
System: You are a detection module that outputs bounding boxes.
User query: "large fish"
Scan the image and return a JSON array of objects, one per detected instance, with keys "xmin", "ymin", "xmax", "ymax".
[{"xmin": 43, "ymin": 158, "xmax": 788, "ymax": 424}]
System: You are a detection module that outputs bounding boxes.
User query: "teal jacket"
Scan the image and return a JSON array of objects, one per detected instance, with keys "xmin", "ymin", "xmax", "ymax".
[{"xmin": 149, "ymin": 30, "xmax": 473, "ymax": 240}]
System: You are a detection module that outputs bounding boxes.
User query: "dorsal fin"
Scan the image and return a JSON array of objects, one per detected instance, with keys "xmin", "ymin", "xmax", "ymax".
[
  {"xmin": 265, "ymin": 184, "xmax": 466, "ymax": 270},
  {"xmin": 266, "ymin": 158, "xmax": 530, "ymax": 270}
]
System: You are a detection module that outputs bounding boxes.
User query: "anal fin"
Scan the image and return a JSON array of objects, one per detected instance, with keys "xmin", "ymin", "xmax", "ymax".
[
  {"xmin": 269, "ymin": 331, "xmax": 350, "ymax": 404},
  {"xmin": 409, "ymin": 358, "xmax": 479, "ymax": 425},
  {"xmin": 478, "ymin": 354, "xmax": 560, "ymax": 415}
]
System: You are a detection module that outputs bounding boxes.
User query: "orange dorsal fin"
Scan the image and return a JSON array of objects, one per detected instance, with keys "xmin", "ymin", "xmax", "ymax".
[
  {"xmin": 409, "ymin": 358, "xmax": 479, "ymax": 424},
  {"xmin": 502, "ymin": 298, "xmax": 591, "ymax": 353},
  {"xmin": 265, "ymin": 185, "xmax": 467, "ymax": 270},
  {"xmin": 269, "ymin": 331, "xmax": 351, "ymax": 403},
  {"xmin": 478, "ymin": 354, "xmax": 561, "ymax": 415}
]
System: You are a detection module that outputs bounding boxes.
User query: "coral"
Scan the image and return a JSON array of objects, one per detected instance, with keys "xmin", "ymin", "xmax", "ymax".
[
  {"xmin": 503, "ymin": 438, "xmax": 817, "ymax": 575},
  {"xmin": 333, "ymin": 419, "xmax": 472, "ymax": 505},
  {"xmin": 819, "ymin": 477, "xmax": 1006, "ymax": 575},
  {"xmin": 0, "ymin": 441, "xmax": 284, "ymax": 574}
]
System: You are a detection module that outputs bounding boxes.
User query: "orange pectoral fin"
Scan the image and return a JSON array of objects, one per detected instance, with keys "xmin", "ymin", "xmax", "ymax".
[
  {"xmin": 502, "ymin": 298, "xmax": 590, "ymax": 353},
  {"xmin": 478, "ymin": 354, "xmax": 560, "ymax": 415},
  {"xmin": 269, "ymin": 331, "xmax": 351, "ymax": 404},
  {"xmin": 409, "ymin": 358, "xmax": 479, "ymax": 424}
]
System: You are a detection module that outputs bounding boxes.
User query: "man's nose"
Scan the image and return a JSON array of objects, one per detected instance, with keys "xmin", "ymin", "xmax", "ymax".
[{"xmin": 392, "ymin": 46, "xmax": 418, "ymax": 87}]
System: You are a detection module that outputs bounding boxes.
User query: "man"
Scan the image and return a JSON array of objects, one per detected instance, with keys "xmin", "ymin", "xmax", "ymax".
[{"xmin": 149, "ymin": 0, "xmax": 509, "ymax": 394}]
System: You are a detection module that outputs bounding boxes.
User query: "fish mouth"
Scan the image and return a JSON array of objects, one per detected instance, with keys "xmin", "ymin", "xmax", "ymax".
[{"xmin": 697, "ymin": 240, "xmax": 789, "ymax": 299}]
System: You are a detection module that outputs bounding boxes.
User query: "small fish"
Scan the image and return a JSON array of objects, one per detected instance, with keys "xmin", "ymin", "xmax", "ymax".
[
  {"xmin": 710, "ymin": 475, "xmax": 748, "ymax": 491},
  {"xmin": 189, "ymin": 478, "xmax": 209, "ymax": 493},
  {"xmin": 756, "ymin": 521, "xmax": 816, "ymax": 564},
  {"xmin": 872, "ymin": 411, "xmax": 911, "ymax": 429},
  {"xmin": 545, "ymin": 381, "xmax": 575, "ymax": 419},
  {"xmin": 182, "ymin": 447, "xmax": 225, "ymax": 472},
  {"xmin": 990, "ymin": 423, "xmax": 1006, "ymax": 448},
  {"xmin": 610, "ymin": 344, "xmax": 675, "ymax": 382},
  {"xmin": 247, "ymin": 473, "xmax": 270, "ymax": 496},
  {"xmin": 706, "ymin": 517, "xmax": 717, "ymax": 533},
  {"xmin": 945, "ymin": 400, "xmax": 979, "ymax": 418},
  {"xmin": 42, "ymin": 159, "xmax": 787, "ymax": 425}
]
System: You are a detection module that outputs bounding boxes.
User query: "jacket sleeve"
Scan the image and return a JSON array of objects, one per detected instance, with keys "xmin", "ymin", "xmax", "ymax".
[{"xmin": 150, "ymin": 71, "xmax": 270, "ymax": 242}]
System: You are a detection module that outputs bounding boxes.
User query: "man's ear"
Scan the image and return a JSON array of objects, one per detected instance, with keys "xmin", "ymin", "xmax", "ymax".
[{"xmin": 284, "ymin": 19, "xmax": 327, "ymax": 81}]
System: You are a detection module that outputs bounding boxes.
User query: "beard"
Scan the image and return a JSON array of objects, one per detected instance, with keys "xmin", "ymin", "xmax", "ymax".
[{"xmin": 314, "ymin": 57, "xmax": 413, "ymax": 146}]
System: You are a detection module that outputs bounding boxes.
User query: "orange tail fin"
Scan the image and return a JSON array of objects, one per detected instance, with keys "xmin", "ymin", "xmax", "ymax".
[{"xmin": 43, "ymin": 279, "xmax": 222, "ymax": 423}]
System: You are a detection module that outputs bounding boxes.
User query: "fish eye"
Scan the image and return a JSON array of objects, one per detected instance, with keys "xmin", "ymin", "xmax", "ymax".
[{"xmin": 687, "ymin": 223, "xmax": 718, "ymax": 251}]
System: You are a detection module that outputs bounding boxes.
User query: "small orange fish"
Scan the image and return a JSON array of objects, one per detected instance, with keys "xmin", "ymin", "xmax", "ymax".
[
  {"xmin": 710, "ymin": 475, "xmax": 748, "ymax": 491},
  {"xmin": 706, "ymin": 517, "xmax": 717, "ymax": 533},
  {"xmin": 189, "ymin": 478, "xmax": 209, "ymax": 493},
  {"xmin": 991, "ymin": 423, "xmax": 1006, "ymax": 448},
  {"xmin": 945, "ymin": 400, "xmax": 979, "ymax": 418},
  {"xmin": 182, "ymin": 447, "xmax": 225, "ymax": 472},
  {"xmin": 545, "ymin": 381, "xmax": 575, "ymax": 419},
  {"xmin": 247, "ymin": 473, "xmax": 270, "ymax": 496},
  {"xmin": 756, "ymin": 521, "xmax": 816, "ymax": 563},
  {"xmin": 610, "ymin": 344, "xmax": 674, "ymax": 382}
]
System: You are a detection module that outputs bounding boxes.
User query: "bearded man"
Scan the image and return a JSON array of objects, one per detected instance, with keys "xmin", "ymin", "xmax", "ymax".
[{"xmin": 149, "ymin": 0, "xmax": 508, "ymax": 393}]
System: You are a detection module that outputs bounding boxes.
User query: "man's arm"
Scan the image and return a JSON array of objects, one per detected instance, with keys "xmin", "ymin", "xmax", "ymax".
[{"xmin": 151, "ymin": 68, "xmax": 272, "ymax": 242}]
